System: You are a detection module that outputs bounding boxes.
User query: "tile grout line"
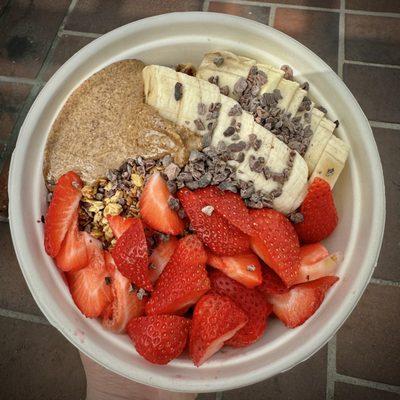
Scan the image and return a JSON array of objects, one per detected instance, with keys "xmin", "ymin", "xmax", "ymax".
[
  {"xmin": 369, "ymin": 120, "xmax": 400, "ymax": 130},
  {"xmin": 203, "ymin": 0, "xmax": 210, "ymax": 12},
  {"xmin": 345, "ymin": 59, "xmax": 400, "ymax": 70},
  {"xmin": 0, "ymin": 75, "xmax": 36, "ymax": 85},
  {"xmin": 0, "ymin": 308, "xmax": 50, "ymax": 326},
  {"xmin": 207, "ymin": 0, "xmax": 339, "ymax": 13},
  {"xmin": 268, "ymin": 4, "xmax": 276, "ymax": 27},
  {"xmin": 326, "ymin": 336, "xmax": 337, "ymax": 400},
  {"xmin": 337, "ymin": 0, "xmax": 345, "ymax": 79},
  {"xmin": 335, "ymin": 373, "xmax": 400, "ymax": 394},
  {"xmin": 345, "ymin": 9, "xmax": 400, "ymax": 18},
  {"xmin": 60, "ymin": 29, "xmax": 102, "ymax": 39},
  {"xmin": 370, "ymin": 277, "xmax": 400, "ymax": 287},
  {"xmin": 36, "ymin": 0, "xmax": 80, "ymax": 82},
  {"xmin": 215, "ymin": 392, "xmax": 223, "ymax": 400}
]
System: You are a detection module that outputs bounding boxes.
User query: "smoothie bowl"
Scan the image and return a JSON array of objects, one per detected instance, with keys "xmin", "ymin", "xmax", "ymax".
[{"xmin": 8, "ymin": 12, "xmax": 385, "ymax": 393}]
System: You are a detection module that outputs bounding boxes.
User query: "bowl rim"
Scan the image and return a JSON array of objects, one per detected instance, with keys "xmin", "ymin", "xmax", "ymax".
[{"xmin": 8, "ymin": 11, "xmax": 385, "ymax": 392}]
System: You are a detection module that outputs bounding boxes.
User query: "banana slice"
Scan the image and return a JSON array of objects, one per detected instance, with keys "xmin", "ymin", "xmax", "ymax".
[
  {"xmin": 309, "ymin": 135, "xmax": 350, "ymax": 188},
  {"xmin": 287, "ymin": 88, "xmax": 307, "ymax": 117},
  {"xmin": 142, "ymin": 65, "xmax": 308, "ymax": 214},
  {"xmin": 275, "ymin": 79, "xmax": 300, "ymax": 111},
  {"xmin": 304, "ymin": 116, "xmax": 336, "ymax": 175}
]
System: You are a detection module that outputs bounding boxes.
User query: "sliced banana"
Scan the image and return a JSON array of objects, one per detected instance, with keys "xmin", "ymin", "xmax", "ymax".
[
  {"xmin": 304, "ymin": 116, "xmax": 336, "ymax": 175},
  {"xmin": 275, "ymin": 79, "xmax": 300, "ymax": 112},
  {"xmin": 309, "ymin": 135, "xmax": 350, "ymax": 188},
  {"xmin": 287, "ymin": 88, "xmax": 307, "ymax": 117},
  {"xmin": 142, "ymin": 65, "xmax": 308, "ymax": 214}
]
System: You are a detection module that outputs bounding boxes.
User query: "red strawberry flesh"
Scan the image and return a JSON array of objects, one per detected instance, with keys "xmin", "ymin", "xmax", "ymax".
[
  {"xmin": 111, "ymin": 218, "xmax": 152, "ymax": 292},
  {"xmin": 149, "ymin": 236, "xmax": 179, "ymax": 283},
  {"xmin": 190, "ymin": 293, "xmax": 248, "ymax": 366},
  {"xmin": 295, "ymin": 178, "xmax": 338, "ymax": 243},
  {"xmin": 102, "ymin": 252, "xmax": 146, "ymax": 333},
  {"xmin": 267, "ymin": 275, "xmax": 339, "ymax": 328},
  {"xmin": 145, "ymin": 235, "xmax": 210, "ymax": 315},
  {"xmin": 178, "ymin": 188, "xmax": 250, "ymax": 256},
  {"xmin": 55, "ymin": 211, "xmax": 88, "ymax": 272},
  {"xmin": 45, "ymin": 171, "xmax": 83, "ymax": 257},
  {"xmin": 139, "ymin": 172, "xmax": 185, "ymax": 235},
  {"xmin": 107, "ymin": 215, "xmax": 135, "ymax": 239},
  {"xmin": 127, "ymin": 315, "xmax": 190, "ymax": 365},
  {"xmin": 209, "ymin": 269, "xmax": 272, "ymax": 347},
  {"xmin": 67, "ymin": 233, "xmax": 113, "ymax": 318},
  {"xmin": 250, "ymin": 209, "xmax": 300, "ymax": 287}
]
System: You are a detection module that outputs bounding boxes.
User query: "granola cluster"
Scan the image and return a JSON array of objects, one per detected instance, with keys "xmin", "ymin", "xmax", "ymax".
[{"xmin": 78, "ymin": 157, "xmax": 164, "ymax": 247}]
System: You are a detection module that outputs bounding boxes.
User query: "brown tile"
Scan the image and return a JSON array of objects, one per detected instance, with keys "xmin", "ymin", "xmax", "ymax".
[
  {"xmin": 345, "ymin": 14, "xmax": 400, "ymax": 65},
  {"xmin": 346, "ymin": 0, "xmax": 400, "ymax": 13},
  {"xmin": 224, "ymin": 346, "xmax": 327, "ymax": 400},
  {"xmin": 335, "ymin": 383, "xmax": 400, "ymax": 400},
  {"xmin": 0, "ymin": 82, "xmax": 31, "ymax": 141},
  {"xmin": 255, "ymin": 0, "xmax": 339, "ymax": 7},
  {"xmin": 209, "ymin": 2, "xmax": 270, "ymax": 24},
  {"xmin": 343, "ymin": 64, "xmax": 400, "ymax": 123},
  {"xmin": 42, "ymin": 35, "xmax": 93, "ymax": 81},
  {"xmin": 274, "ymin": 9, "xmax": 339, "ymax": 70},
  {"xmin": 65, "ymin": 0, "xmax": 203, "ymax": 34},
  {"xmin": 0, "ymin": 316, "xmax": 86, "ymax": 399},
  {"xmin": 0, "ymin": 221, "xmax": 44, "ymax": 315},
  {"xmin": 0, "ymin": 0, "xmax": 71, "ymax": 78},
  {"xmin": 336, "ymin": 283, "xmax": 400, "ymax": 385},
  {"xmin": 0, "ymin": 157, "xmax": 9, "ymax": 219},
  {"xmin": 373, "ymin": 128, "xmax": 400, "ymax": 281}
]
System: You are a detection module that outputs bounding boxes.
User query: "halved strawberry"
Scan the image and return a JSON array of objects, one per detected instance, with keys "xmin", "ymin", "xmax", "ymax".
[
  {"xmin": 67, "ymin": 233, "xmax": 113, "ymax": 318},
  {"xmin": 209, "ymin": 270, "xmax": 272, "ymax": 347},
  {"xmin": 207, "ymin": 252, "xmax": 262, "ymax": 288},
  {"xmin": 111, "ymin": 218, "xmax": 152, "ymax": 292},
  {"xmin": 55, "ymin": 211, "xmax": 88, "ymax": 271},
  {"xmin": 149, "ymin": 236, "xmax": 179, "ymax": 283},
  {"xmin": 45, "ymin": 171, "xmax": 83, "ymax": 257},
  {"xmin": 196, "ymin": 186, "xmax": 254, "ymax": 235},
  {"xmin": 295, "ymin": 178, "xmax": 338, "ymax": 243},
  {"xmin": 107, "ymin": 215, "xmax": 134, "ymax": 239},
  {"xmin": 127, "ymin": 315, "xmax": 190, "ymax": 365},
  {"xmin": 250, "ymin": 209, "xmax": 300, "ymax": 287},
  {"xmin": 102, "ymin": 252, "xmax": 146, "ymax": 333},
  {"xmin": 145, "ymin": 235, "xmax": 210, "ymax": 315},
  {"xmin": 257, "ymin": 265, "xmax": 289, "ymax": 297},
  {"xmin": 189, "ymin": 293, "xmax": 248, "ymax": 366},
  {"xmin": 139, "ymin": 172, "xmax": 185, "ymax": 235},
  {"xmin": 267, "ymin": 276, "xmax": 339, "ymax": 328},
  {"xmin": 293, "ymin": 244, "xmax": 342, "ymax": 285},
  {"xmin": 178, "ymin": 188, "xmax": 250, "ymax": 256}
]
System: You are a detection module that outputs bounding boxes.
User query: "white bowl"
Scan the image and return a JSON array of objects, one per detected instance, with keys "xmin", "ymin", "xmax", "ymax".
[{"xmin": 8, "ymin": 12, "xmax": 385, "ymax": 393}]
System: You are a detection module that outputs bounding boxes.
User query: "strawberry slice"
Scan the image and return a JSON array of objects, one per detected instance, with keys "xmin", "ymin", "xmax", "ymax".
[
  {"xmin": 139, "ymin": 172, "xmax": 185, "ymax": 235},
  {"xmin": 189, "ymin": 293, "xmax": 248, "ymax": 366},
  {"xmin": 145, "ymin": 235, "xmax": 210, "ymax": 315},
  {"xmin": 295, "ymin": 178, "xmax": 338, "ymax": 243},
  {"xmin": 178, "ymin": 188, "xmax": 250, "ymax": 256},
  {"xmin": 257, "ymin": 265, "xmax": 289, "ymax": 297},
  {"xmin": 44, "ymin": 171, "xmax": 83, "ymax": 257},
  {"xmin": 207, "ymin": 252, "xmax": 262, "ymax": 288},
  {"xmin": 196, "ymin": 186, "xmax": 254, "ymax": 235},
  {"xmin": 107, "ymin": 215, "xmax": 134, "ymax": 239},
  {"xmin": 149, "ymin": 236, "xmax": 179, "ymax": 283},
  {"xmin": 267, "ymin": 276, "xmax": 339, "ymax": 328},
  {"xmin": 250, "ymin": 209, "xmax": 300, "ymax": 287},
  {"xmin": 293, "ymin": 243, "xmax": 342, "ymax": 285},
  {"xmin": 127, "ymin": 315, "xmax": 190, "ymax": 365},
  {"xmin": 111, "ymin": 218, "xmax": 152, "ymax": 292},
  {"xmin": 209, "ymin": 270, "xmax": 272, "ymax": 347},
  {"xmin": 102, "ymin": 252, "xmax": 146, "ymax": 333},
  {"xmin": 55, "ymin": 211, "xmax": 88, "ymax": 271},
  {"xmin": 67, "ymin": 233, "xmax": 113, "ymax": 318}
]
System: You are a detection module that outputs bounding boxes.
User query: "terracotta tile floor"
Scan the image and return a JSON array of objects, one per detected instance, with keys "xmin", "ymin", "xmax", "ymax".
[{"xmin": 0, "ymin": 1, "xmax": 399, "ymax": 399}]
